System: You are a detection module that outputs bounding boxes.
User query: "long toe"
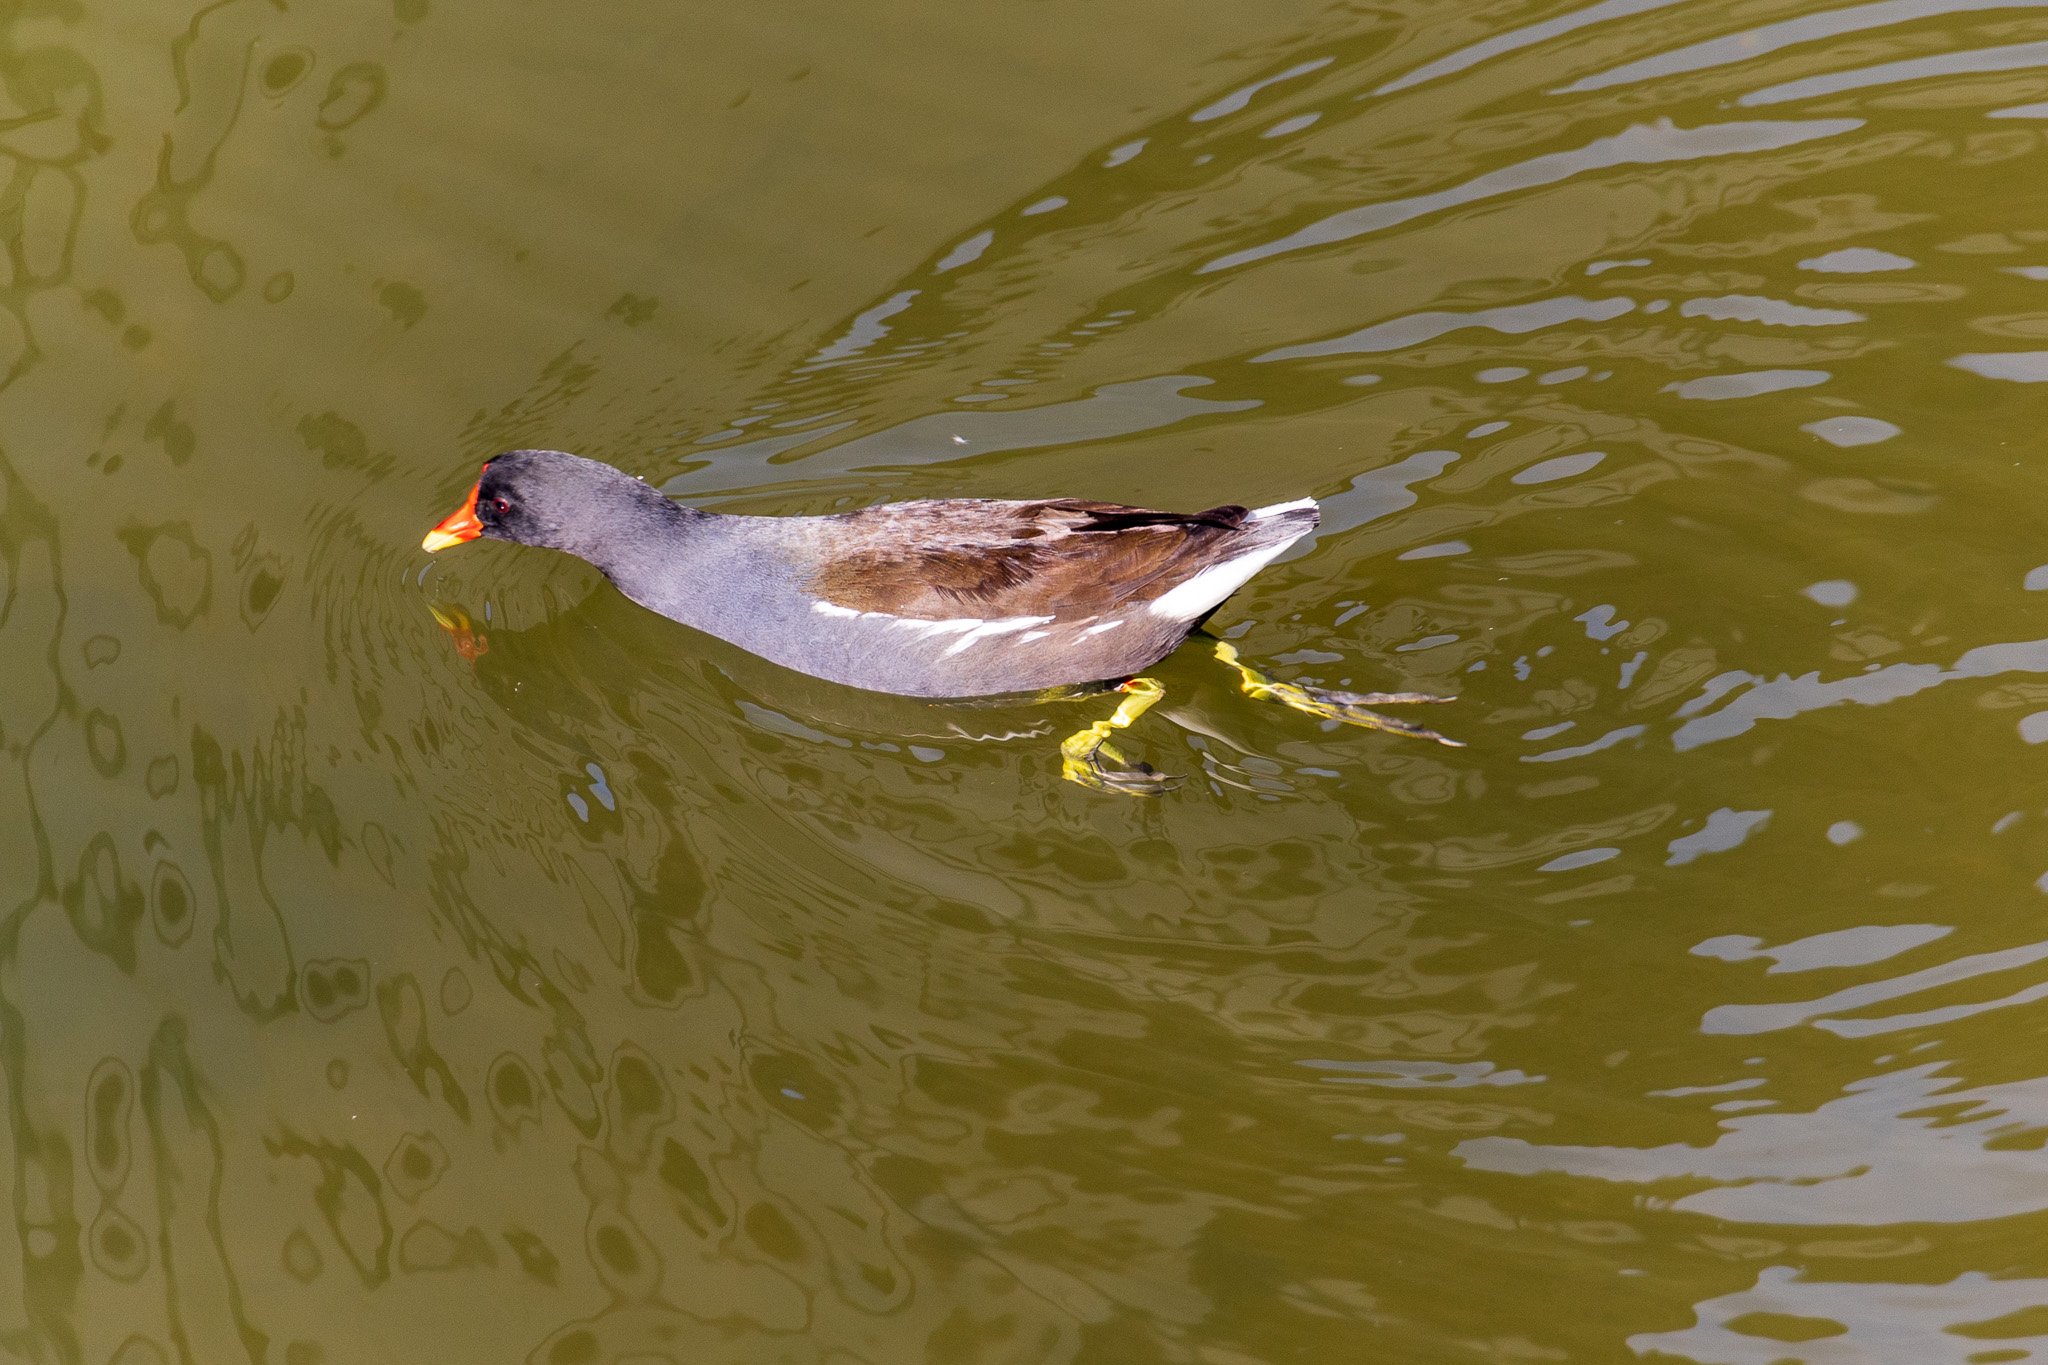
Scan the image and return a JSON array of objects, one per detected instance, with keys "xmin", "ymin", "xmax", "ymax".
[
  {"xmin": 1330, "ymin": 689, "xmax": 1455, "ymax": 706},
  {"xmin": 1215, "ymin": 637, "xmax": 1464, "ymax": 747},
  {"xmin": 1291, "ymin": 684, "xmax": 1463, "ymax": 746},
  {"xmin": 1098, "ymin": 760, "xmax": 1187, "ymax": 795},
  {"xmin": 1331, "ymin": 705, "xmax": 1464, "ymax": 746},
  {"xmin": 1063, "ymin": 747, "xmax": 1185, "ymax": 795}
]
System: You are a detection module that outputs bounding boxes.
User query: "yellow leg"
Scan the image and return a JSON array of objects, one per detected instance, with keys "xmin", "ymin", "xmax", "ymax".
[
  {"xmin": 1214, "ymin": 640, "xmax": 1461, "ymax": 747},
  {"xmin": 1059, "ymin": 677, "xmax": 1181, "ymax": 794}
]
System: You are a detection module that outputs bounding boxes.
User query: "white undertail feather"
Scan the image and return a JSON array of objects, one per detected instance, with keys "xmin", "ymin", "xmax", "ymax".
[{"xmin": 1148, "ymin": 497, "xmax": 1318, "ymax": 620}]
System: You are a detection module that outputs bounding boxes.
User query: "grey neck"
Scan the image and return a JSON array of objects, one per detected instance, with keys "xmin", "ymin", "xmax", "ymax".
[
  {"xmin": 568, "ymin": 492, "xmax": 708, "ymax": 590},
  {"xmin": 568, "ymin": 495, "xmax": 776, "ymax": 641}
]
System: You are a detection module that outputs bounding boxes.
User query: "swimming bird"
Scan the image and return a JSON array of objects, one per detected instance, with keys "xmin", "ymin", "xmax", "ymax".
[{"xmin": 423, "ymin": 449, "xmax": 1457, "ymax": 791}]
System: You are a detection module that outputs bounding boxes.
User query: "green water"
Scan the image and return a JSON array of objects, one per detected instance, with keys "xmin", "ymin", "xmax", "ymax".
[{"xmin": 12, "ymin": 0, "xmax": 2048, "ymax": 1360}]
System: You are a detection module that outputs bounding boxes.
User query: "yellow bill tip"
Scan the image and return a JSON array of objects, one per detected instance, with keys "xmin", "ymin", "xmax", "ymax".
[{"xmin": 422, "ymin": 481, "xmax": 484, "ymax": 553}]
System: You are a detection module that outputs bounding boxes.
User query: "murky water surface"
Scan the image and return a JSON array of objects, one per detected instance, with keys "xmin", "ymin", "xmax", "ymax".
[{"xmin": 13, "ymin": 1, "xmax": 2048, "ymax": 1359}]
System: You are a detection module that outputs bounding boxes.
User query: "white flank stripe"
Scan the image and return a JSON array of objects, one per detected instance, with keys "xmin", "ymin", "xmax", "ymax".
[
  {"xmin": 1084, "ymin": 619, "xmax": 1124, "ymax": 636},
  {"xmin": 896, "ymin": 617, "xmax": 982, "ymax": 638},
  {"xmin": 1250, "ymin": 496, "xmax": 1317, "ymax": 519},
  {"xmin": 943, "ymin": 615, "xmax": 1055, "ymax": 655},
  {"xmin": 819, "ymin": 598, "xmax": 1058, "ymax": 650},
  {"xmin": 1148, "ymin": 541, "xmax": 1294, "ymax": 619}
]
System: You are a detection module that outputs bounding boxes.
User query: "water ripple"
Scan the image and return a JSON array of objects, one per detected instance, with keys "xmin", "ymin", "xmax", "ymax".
[
  {"xmin": 1200, "ymin": 117, "xmax": 1864, "ymax": 272},
  {"xmin": 1560, "ymin": 0, "xmax": 2048, "ymax": 94},
  {"xmin": 1741, "ymin": 37, "xmax": 2048, "ymax": 107}
]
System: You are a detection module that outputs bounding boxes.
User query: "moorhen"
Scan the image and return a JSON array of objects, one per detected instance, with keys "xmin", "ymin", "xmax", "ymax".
[{"xmin": 423, "ymin": 449, "xmax": 1457, "ymax": 791}]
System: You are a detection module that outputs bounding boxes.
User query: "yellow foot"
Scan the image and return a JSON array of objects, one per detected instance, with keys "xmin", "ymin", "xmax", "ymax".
[
  {"xmin": 1059, "ymin": 678, "xmax": 1183, "ymax": 795},
  {"xmin": 1214, "ymin": 640, "xmax": 1462, "ymax": 747}
]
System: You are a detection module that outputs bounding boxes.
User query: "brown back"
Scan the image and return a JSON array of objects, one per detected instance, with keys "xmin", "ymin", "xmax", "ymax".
[{"xmin": 808, "ymin": 498, "xmax": 1255, "ymax": 619}]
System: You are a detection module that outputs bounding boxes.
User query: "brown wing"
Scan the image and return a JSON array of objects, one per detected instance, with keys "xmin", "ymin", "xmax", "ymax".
[{"xmin": 809, "ymin": 498, "xmax": 1254, "ymax": 619}]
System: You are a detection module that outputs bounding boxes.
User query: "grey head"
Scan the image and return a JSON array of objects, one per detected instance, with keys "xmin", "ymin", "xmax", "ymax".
[{"xmin": 474, "ymin": 449, "xmax": 699, "ymax": 567}]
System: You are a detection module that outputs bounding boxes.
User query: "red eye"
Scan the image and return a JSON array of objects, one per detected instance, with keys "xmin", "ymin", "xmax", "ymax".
[{"xmin": 491, "ymin": 497, "xmax": 510, "ymax": 515}]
